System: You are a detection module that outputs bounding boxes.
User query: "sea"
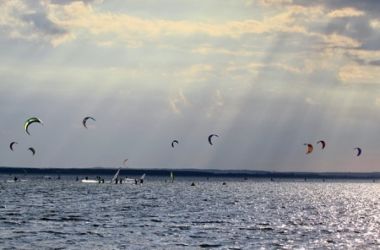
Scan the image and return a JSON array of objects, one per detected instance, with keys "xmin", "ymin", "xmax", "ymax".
[{"xmin": 0, "ymin": 175, "xmax": 379, "ymax": 249}]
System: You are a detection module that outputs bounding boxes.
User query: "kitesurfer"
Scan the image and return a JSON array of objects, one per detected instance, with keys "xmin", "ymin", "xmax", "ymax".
[
  {"xmin": 28, "ymin": 147, "xmax": 36, "ymax": 156},
  {"xmin": 354, "ymin": 147, "xmax": 362, "ymax": 157},
  {"xmin": 317, "ymin": 140, "xmax": 326, "ymax": 149},
  {"xmin": 24, "ymin": 117, "xmax": 43, "ymax": 135},
  {"xmin": 171, "ymin": 140, "xmax": 179, "ymax": 148},
  {"xmin": 304, "ymin": 144, "xmax": 313, "ymax": 154},
  {"xmin": 82, "ymin": 116, "xmax": 96, "ymax": 129},
  {"xmin": 208, "ymin": 134, "xmax": 219, "ymax": 145},
  {"xmin": 9, "ymin": 142, "xmax": 17, "ymax": 151}
]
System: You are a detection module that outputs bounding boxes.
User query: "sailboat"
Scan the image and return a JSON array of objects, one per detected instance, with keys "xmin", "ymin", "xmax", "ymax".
[
  {"xmin": 81, "ymin": 177, "xmax": 99, "ymax": 183},
  {"xmin": 123, "ymin": 173, "xmax": 146, "ymax": 184},
  {"xmin": 170, "ymin": 171, "xmax": 175, "ymax": 183},
  {"xmin": 110, "ymin": 167, "xmax": 146, "ymax": 184},
  {"xmin": 111, "ymin": 168, "xmax": 121, "ymax": 183}
]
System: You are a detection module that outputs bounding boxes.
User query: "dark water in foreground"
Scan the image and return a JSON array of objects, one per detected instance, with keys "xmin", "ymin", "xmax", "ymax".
[{"xmin": 0, "ymin": 176, "xmax": 379, "ymax": 249}]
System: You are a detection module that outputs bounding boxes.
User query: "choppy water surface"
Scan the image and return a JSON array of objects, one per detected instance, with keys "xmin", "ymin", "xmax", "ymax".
[{"xmin": 0, "ymin": 176, "xmax": 379, "ymax": 249}]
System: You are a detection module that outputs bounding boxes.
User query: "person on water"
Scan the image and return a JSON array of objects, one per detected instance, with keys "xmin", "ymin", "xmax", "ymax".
[
  {"xmin": 120, "ymin": 178, "xmax": 123, "ymax": 184},
  {"xmin": 14, "ymin": 176, "xmax": 18, "ymax": 182}
]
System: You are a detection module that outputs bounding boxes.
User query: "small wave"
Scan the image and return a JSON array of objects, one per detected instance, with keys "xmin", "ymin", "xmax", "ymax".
[
  {"xmin": 172, "ymin": 225, "xmax": 191, "ymax": 230},
  {"xmin": 40, "ymin": 216, "xmax": 85, "ymax": 222},
  {"xmin": 199, "ymin": 243, "xmax": 222, "ymax": 248},
  {"xmin": 239, "ymin": 226, "xmax": 274, "ymax": 231},
  {"xmin": 192, "ymin": 220, "xmax": 225, "ymax": 224},
  {"xmin": 175, "ymin": 243, "xmax": 189, "ymax": 246},
  {"xmin": 40, "ymin": 230, "xmax": 68, "ymax": 236},
  {"xmin": 150, "ymin": 219, "xmax": 162, "ymax": 223}
]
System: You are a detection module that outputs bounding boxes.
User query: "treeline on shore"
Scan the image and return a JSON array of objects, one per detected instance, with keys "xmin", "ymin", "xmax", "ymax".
[{"xmin": 0, "ymin": 167, "xmax": 379, "ymax": 179}]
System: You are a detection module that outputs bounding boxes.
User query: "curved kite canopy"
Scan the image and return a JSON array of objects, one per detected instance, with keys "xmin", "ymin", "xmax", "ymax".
[
  {"xmin": 28, "ymin": 147, "xmax": 36, "ymax": 156},
  {"xmin": 304, "ymin": 143, "xmax": 313, "ymax": 154},
  {"xmin": 123, "ymin": 159, "xmax": 128, "ymax": 167},
  {"xmin": 354, "ymin": 147, "xmax": 362, "ymax": 157},
  {"xmin": 171, "ymin": 140, "xmax": 179, "ymax": 148},
  {"xmin": 317, "ymin": 140, "xmax": 326, "ymax": 149},
  {"xmin": 24, "ymin": 117, "xmax": 43, "ymax": 135},
  {"xmin": 82, "ymin": 116, "xmax": 96, "ymax": 129},
  {"xmin": 10, "ymin": 141, "xmax": 18, "ymax": 151},
  {"xmin": 208, "ymin": 134, "xmax": 219, "ymax": 145}
]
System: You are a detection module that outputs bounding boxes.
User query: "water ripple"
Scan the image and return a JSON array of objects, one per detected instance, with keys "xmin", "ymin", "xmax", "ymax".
[{"xmin": 0, "ymin": 177, "xmax": 379, "ymax": 249}]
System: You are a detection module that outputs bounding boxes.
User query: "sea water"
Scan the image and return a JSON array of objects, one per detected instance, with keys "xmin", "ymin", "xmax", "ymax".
[{"xmin": 0, "ymin": 176, "xmax": 379, "ymax": 249}]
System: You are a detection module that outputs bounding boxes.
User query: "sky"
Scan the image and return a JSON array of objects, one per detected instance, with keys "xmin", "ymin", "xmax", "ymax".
[{"xmin": 1, "ymin": 0, "xmax": 380, "ymax": 172}]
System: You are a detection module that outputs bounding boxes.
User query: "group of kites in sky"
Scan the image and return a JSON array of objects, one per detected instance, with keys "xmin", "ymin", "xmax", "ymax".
[
  {"xmin": 9, "ymin": 116, "xmax": 96, "ymax": 156},
  {"xmin": 9, "ymin": 116, "xmax": 362, "ymax": 159},
  {"xmin": 8, "ymin": 116, "xmax": 221, "ymax": 158},
  {"xmin": 303, "ymin": 141, "xmax": 362, "ymax": 157}
]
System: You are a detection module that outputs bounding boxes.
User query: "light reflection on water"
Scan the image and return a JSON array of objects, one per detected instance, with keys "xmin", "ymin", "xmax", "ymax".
[{"xmin": 0, "ymin": 176, "xmax": 379, "ymax": 249}]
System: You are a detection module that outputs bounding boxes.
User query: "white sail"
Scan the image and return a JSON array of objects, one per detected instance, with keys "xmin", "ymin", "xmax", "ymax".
[
  {"xmin": 81, "ymin": 179, "xmax": 98, "ymax": 183},
  {"xmin": 170, "ymin": 172, "xmax": 174, "ymax": 182},
  {"xmin": 111, "ymin": 168, "xmax": 121, "ymax": 183}
]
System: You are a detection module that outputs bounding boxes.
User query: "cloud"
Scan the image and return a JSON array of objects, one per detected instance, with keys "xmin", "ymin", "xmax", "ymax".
[
  {"xmin": 191, "ymin": 45, "xmax": 257, "ymax": 57},
  {"xmin": 49, "ymin": 0, "xmax": 103, "ymax": 5},
  {"xmin": 293, "ymin": 0, "xmax": 380, "ymax": 16},
  {"xmin": 257, "ymin": 0, "xmax": 293, "ymax": 6},
  {"xmin": 22, "ymin": 12, "xmax": 66, "ymax": 35},
  {"xmin": 0, "ymin": 0, "xmax": 72, "ymax": 46},
  {"xmin": 169, "ymin": 89, "xmax": 190, "ymax": 114},
  {"xmin": 368, "ymin": 60, "xmax": 380, "ymax": 66},
  {"xmin": 257, "ymin": 0, "xmax": 380, "ymax": 52},
  {"xmin": 338, "ymin": 63, "xmax": 380, "ymax": 84},
  {"xmin": 46, "ymin": 1, "xmax": 308, "ymax": 48},
  {"xmin": 305, "ymin": 97, "xmax": 320, "ymax": 106},
  {"xmin": 327, "ymin": 8, "xmax": 365, "ymax": 18}
]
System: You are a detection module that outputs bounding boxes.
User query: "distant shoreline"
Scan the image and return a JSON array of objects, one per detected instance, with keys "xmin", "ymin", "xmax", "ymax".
[{"xmin": 0, "ymin": 167, "xmax": 379, "ymax": 179}]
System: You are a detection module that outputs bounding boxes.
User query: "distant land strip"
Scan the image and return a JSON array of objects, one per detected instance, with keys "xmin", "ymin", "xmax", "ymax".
[{"xmin": 0, "ymin": 167, "xmax": 379, "ymax": 179}]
